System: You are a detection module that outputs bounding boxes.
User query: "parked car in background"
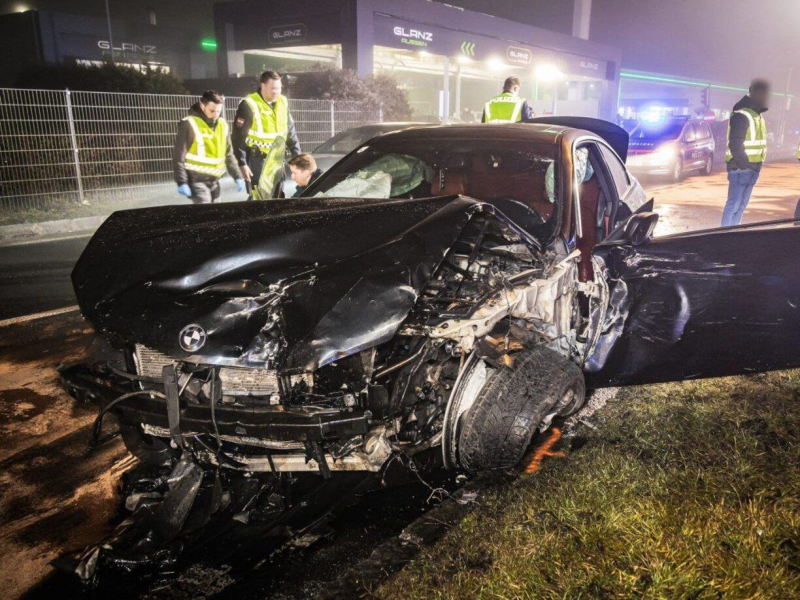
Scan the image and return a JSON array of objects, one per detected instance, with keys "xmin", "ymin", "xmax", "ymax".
[
  {"xmin": 283, "ymin": 122, "xmax": 425, "ymax": 196},
  {"xmin": 626, "ymin": 116, "xmax": 715, "ymax": 181}
]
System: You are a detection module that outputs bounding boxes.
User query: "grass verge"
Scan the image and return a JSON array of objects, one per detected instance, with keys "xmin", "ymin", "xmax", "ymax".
[{"xmin": 378, "ymin": 371, "xmax": 800, "ymax": 598}]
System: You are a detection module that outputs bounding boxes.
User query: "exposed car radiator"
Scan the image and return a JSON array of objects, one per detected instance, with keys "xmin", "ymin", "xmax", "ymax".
[{"xmin": 134, "ymin": 344, "xmax": 279, "ymax": 396}]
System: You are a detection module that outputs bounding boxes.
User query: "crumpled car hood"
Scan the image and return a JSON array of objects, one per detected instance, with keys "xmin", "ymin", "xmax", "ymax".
[{"xmin": 72, "ymin": 196, "xmax": 501, "ymax": 373}]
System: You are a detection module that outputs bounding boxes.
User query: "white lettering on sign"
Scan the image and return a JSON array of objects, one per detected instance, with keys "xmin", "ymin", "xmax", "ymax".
[
  {"xmin": 393, "ymin": 26, "xmax": 433, "ymax": 41},
  {"xmin": 272, "ymin": 29, "xmax": 304, "ymax": 39},
  {"xmin": 98, "ymin": 40, "xmax": 156, "ymax": 54},
  {"xmin": 267, "ymin": 23, "xmax": 307, "ymax": 44},
  {"xmin": 579, "ymin": 61, "xmax": 599, "ymax": 71},
  {"xmin": 506, "ymin": 46, "xmax": 531, "ymax": 64}
]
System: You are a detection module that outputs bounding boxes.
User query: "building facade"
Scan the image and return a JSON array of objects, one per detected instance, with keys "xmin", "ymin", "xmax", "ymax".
[
  {"xmin": 0, "ymin": 9, "xmax": 217, "ymax": 86},
  {"xmin": 213, "ymin": 0, "xmax": 622, "ymax": 120}
]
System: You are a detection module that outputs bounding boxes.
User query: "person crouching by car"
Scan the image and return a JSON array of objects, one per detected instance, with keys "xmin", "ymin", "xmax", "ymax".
[
  {"xmin": 288, "ymin": 154, "xmax": 322, "ymax": 197},
  {"xmin": 173, "ymin": 90, "xmax": 245, "ymax": 203}
]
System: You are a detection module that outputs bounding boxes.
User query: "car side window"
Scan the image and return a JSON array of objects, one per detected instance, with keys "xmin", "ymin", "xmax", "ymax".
[
  {"xmin": 598, "ymin": 144, "xmax": 630, "ymax": 199},
  {"xmin": 683, "ymin": 124, "xmax": 697, "ymax": 142}
]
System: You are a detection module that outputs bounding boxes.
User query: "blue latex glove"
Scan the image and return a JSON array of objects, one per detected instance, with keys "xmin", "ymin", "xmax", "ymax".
[
  {"xmin": 177, "ymin": 184, "xmax": 192, "ymax": 198},
  {"xmin": 235, "ymin": 178, "xmax": 246, "ymax": 193}
]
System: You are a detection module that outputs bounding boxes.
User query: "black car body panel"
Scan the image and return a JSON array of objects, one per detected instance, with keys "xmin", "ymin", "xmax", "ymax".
[
  {"xmin": 586, "ymin": 219, "xmax": 800, "ymax": 386},
  {"xmin": 72, "ymin": 195, "xmax": 536, "ymax": 373}
]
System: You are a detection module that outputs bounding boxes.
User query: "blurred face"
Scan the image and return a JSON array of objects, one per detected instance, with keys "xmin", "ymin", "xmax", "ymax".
[
  {"xmin": 200, "ymin": 101, "xmax": 223, "ymax": 121},
  {"xmin": 290, "ymin": 165, "xmax": 312, "ymax": 187},
  {"xmin": 751, "ymin": 87, "xmax": 771, "ymax": 109},
  {"xmin": 260, "ymin": 77, "xmax": 282, "ymax": 102}
]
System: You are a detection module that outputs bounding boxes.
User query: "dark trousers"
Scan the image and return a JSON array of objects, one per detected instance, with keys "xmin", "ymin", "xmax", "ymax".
[{"xmin": 188, "ymin": 175, "xmax": 221, "ymax": 204}]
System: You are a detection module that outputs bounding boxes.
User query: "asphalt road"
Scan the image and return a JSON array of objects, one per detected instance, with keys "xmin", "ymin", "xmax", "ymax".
[{"xmin": 0, "ymin": 235, "xmax": 90, "ymax": 321}]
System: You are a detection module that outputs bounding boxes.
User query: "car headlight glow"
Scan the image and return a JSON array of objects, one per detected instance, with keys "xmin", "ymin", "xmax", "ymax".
[{"xmin": 650, "ymin": 144, "xmax": 677, "ymax": 165}]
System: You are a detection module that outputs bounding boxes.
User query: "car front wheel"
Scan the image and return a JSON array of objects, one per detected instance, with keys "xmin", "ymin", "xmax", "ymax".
[{"xmin": 456, "ymin": 347, "xmax": 585, "ymax": 472}]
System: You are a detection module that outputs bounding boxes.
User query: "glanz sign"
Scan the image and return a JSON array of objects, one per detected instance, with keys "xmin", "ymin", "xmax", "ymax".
[
  {"xmin": 393, "ymin": 26, "xmax": 433, "ymax": 48},
  {"xmin": 268, "ymin": 23, "xmax": 308, "ymax": 45},
  {"xmin": 506, "ymin": 46, "xmax": 531, "ymax": 65},
  {"xmin": 98, "ymin": 41, "xmax": 156, "ymax": 55}
]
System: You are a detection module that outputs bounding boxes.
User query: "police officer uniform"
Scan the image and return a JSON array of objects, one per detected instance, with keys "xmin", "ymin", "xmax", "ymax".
[
  {"xmin": 233, "ymin": 91, "xmax": 301, "ymax": 199},
  {"xmin": 482, "ymin": 92, "xmax": 534, "ymax": 124},
  {"xmin": 173, "ymin": 103, "xmax": 243, "ymax": 204}
]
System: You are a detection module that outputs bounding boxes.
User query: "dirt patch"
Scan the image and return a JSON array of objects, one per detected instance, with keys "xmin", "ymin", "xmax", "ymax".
[{"xmin": 0, "ymin": 388, "xmax": 51, "ymax": 421}]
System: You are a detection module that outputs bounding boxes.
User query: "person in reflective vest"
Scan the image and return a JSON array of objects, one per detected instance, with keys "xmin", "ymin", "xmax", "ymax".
[
  {"xmin": 233, "ymin": 70, "xmax": 302, "ymax": 199},
  {"xmin": 722, "ymin": 79, "xmax": 770, "ymax": 227},
  {"xmin": 173, "ymin": 90, "xmax": 245, "ymax": 204},
  {"xmin": 482, "ymin": 76, "xmax": 534, "ymax": 124}
]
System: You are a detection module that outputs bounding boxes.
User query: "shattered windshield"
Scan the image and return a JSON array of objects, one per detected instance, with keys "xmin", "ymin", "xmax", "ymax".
[
  {"xmin": 304, "ymin": 137, "xmax": 560, "ymax": 227},
  {"xmin": 313, "ymin": 127, "xmax": 380, "ymax": 154}
]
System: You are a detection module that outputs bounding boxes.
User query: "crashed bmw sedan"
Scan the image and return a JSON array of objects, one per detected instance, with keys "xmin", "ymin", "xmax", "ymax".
[{"xmin": 61, "ymin": 119, "xmax": 800, "ymax": 572}]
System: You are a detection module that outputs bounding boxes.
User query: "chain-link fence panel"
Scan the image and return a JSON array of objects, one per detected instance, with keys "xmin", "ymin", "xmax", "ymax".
[{"xmin": 0, "ymin": 89, "xmax": 382, "ymax": 212}]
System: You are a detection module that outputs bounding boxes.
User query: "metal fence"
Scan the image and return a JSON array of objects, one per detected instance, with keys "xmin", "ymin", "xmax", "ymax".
[{"xmin": 0, "ymin": 89, "xmax": 382, "ymax": 211}]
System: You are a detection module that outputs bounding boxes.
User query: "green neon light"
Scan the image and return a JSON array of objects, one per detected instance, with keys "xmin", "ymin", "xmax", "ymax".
[
  {"xmin": 620, "ymin": 71, "xmax": 708, "ymax": 88},
  {"xmin": 201, "ymin": 39, "xmax": 217, "ymax": 51},
  {"xmin": 621, "ymin": 70, "xmax": 794, "ymax": 97}
]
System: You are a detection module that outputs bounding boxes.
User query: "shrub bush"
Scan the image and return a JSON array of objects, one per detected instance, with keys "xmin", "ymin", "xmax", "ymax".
[
  {"xmin": 288, "ymin": 66, "xmax": 411, "ymax": 121},
  {"xmin": 16, "ymin": 63, "xmax": 188, "ymax": 94}
]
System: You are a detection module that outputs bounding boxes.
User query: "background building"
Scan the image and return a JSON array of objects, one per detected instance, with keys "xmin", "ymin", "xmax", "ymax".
[
  {"xmin": 212, "ymin": 0, "xmax": 622, "ymax": 121},
  {"xmin": 0, "ymin": 4, "xmax": 219, "ymax": 86}
]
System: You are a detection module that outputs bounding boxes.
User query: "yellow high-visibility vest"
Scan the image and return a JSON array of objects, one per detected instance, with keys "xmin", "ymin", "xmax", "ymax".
[
  {"xmin": 184, "ymin": 116, "xmax": 229, "ymax": 178},
  {"xmin": 726, "ymin": 108, "xmax": 767, "ymax": 163},
  {"xmin": 484, "ymin": 92, "xmax": 526, "ymax": 123},
  {"xmin": 243, "ymin": 92, "xmax": 289, "ymax": 151}
]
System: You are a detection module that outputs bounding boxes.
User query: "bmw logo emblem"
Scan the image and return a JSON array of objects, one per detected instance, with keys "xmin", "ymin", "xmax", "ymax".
[{"xmin": 179, "ymin": 324, "xmax": 207, "ymax": 352}]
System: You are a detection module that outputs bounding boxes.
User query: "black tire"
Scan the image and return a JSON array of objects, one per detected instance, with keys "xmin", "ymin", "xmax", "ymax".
[
  {"xmin": 120, "ymin": 423, "xmax": 176, "ymax": 466},
  {"xmin": 457, "ymin": 347, "xmax": 585, "ymax": 472},
  {"xmin": 701, "ymin": 155, "xmax": 713, "ymax": 176},
  {"xmin": 671, "ymin": 159, "xmax": 683, "ymax": 182}
]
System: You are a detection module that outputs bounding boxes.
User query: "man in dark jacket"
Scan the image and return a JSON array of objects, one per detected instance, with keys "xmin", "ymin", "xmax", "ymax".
[
  {"xmin": 288, "ymin": 154, "xmax": 322, "ymax": 197},
  {"xmin": 721, "ymin": 80, "xmax": 770, "ymax": 226},
  {"xmin": 173, "ymin": 90, "xmax": 245, "ymax": 204}
]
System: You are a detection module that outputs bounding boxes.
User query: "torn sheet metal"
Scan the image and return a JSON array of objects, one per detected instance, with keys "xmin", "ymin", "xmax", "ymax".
[
  {"xmin": 586, "ymin": 220, "xmax": 800, "ymax": 387},
  {"xmin": 72, "ymin": 196, "xmax": 499, "ymax": 373}
]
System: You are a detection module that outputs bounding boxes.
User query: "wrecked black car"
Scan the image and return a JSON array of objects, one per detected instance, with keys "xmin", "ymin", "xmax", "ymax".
[{"xmin": 62, "ymin": 119, "xmax": 800, "ymax": 574}]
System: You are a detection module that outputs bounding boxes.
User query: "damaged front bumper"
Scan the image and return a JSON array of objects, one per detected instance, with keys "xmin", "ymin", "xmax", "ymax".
[{"xmin": 61, "ymin": 362, "xmax": 393, "ymax": 475}]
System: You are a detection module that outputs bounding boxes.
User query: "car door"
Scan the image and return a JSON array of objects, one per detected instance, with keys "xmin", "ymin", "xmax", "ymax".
[
  {"xmin": 681, "ymin": 123, "xmax": 699, "ymax": 169},
  {"xmin": 585, "ymin": 220, "xmax": 800, "ymax": 387}
]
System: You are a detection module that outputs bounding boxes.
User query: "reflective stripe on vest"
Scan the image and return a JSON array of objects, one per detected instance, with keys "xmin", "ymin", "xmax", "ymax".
[
  {"xmin": 484, "ymin": 93, "xmax": 526, "ymax": 123},
  {"xmin": 726, "ymin": 108, "xmax": 767, "ymax": 163},
  {"xmin": 244, "ymin": 92, "xmax": 289, "ymax": 150},
  {"xmin": 184, "ymin": 116, "xmax": 228, "ymax": 177}
]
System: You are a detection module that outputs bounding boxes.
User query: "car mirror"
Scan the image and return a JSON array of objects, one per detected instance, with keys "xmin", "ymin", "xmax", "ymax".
[
  {"xmin": 794, "ymin": 198, "xmax": 800, "ymax": 222},
  {"xmin": 624, "ymin": 212, "xmax": 659, "ymax": 246}
]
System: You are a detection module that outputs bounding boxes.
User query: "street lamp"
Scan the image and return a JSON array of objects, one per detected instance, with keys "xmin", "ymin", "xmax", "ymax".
[
  {"xmin": 780, "ymin": 64, "xmax": 798, "ymax": 145},
  {"xmin": 104, "ymin": 0, "xmax": 115, "ymax": 66}
]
